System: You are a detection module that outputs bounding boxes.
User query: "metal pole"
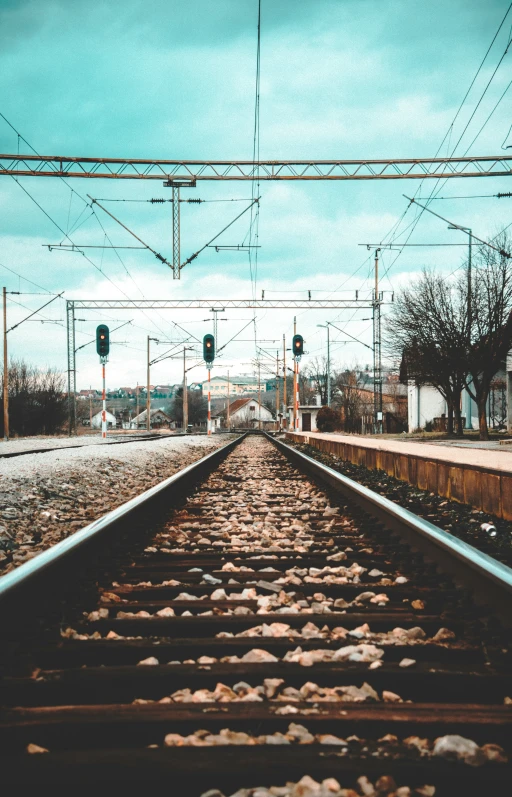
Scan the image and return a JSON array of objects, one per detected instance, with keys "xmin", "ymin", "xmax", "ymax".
[
  {"xmin": 227, "ymin": 370, "xmax": 230, "ymax": 429},
  {"xmin": 466, "ymin": 231, "xmax": 473, "ymax": 430},
  {"xmin": 373, "ymin": 249, "xmax": 382, "ymax": 433},
  {"xmin": 258, "ymin": 361, "xmax": 261, "ymax": 430},
  {"xmin": 293, "ymin": 317, "xmax": 297, "ymax": 432},
  {"xmin": 101, "ymin": 362, "xmax": 107, "ymax": 439},
  {"xmin": 66, "ymin": 300, "xmax": 76, "ymax": 436},
  {"xmin": 3, "ymin": 287, "xmax": 8, "ymax": 440},
  {"xmin": 183, "ymin": 347, "xmax": 188, "ymax": 432},
  {"xmin": 207, "ymin": 367, "xmax": 211, "ymax": 435},
  {"xmin": 146, "ymin": 336, "xmax": 151, "ymax": 431},
  {"xmin": 89, "ymin": 386, "xmax": 92, "ymax": 429},
  {"xmin": 327, "ymin": 323, "xmax": 331, "ymax": 406},
  {"xmin": 295, "ymin": 358, "xmax": 300, "ymax": 430},
  {"xmin": 136, "ymin": 383, "xmax": 139, "ymax": 429},
  {"xmin": 282, "ymin": 334, "xmax": 287, "ymax": 430},
  {"xmin": 276, "ymin": 351, "xmax": 280, "ymax": 431}
]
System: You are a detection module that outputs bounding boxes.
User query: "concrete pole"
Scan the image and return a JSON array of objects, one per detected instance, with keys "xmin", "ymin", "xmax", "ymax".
[
  {"xmin": 3, "ymin": 287, "xmax": 9, "ymax": 441},
  {"xmin": 136, "ymin": 383, "xmax": 139, "ymax": 430},
  {"xmin": 327, "ymin": 323, "xmax": 331, "ymax": 406},
  {"xmin": 275, "ymin": 351, "xmax": 280, "ymax": 431},
  {"xmin": 258, "ymin": 361, "xmax": 261, "ymax": 430},
  {"xmin": 146, "ymin": 336, "xmax": 151, "ymax": 432},
  {"xmin": 183, "ymin": 347, "xmax": 188, "ymax": 432},
  {"xmin": 282, "ymin": 334, "xmax": 287, "ymax": 430},
  {"xmin": 227, "ymin": 370, "xmax": 230, "ymax": 429},
  {"xmin": 89, "ymin": 386, "xmax": 92, "ymax": 428}
]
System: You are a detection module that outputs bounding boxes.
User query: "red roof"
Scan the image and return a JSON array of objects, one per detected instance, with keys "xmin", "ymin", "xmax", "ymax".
[{"xmin": 214, "ymin": 397, "xmax": 254, "ymax": 419}]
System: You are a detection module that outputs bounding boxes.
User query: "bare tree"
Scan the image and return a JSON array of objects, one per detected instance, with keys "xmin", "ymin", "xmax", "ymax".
[
  {"xmin": 465, "ymin": 234, "xmax": 512, "ymax": 439},
  {"xmin": 332, "ymin": 367, "xmax": 367, "ymax": 432},
  {"xmin": 304, "ymin": 357, "xmax": 329, "ymax": 405},
  {"xmin": 386, "ymin": 269, "xmax": 469, "ymax": 436},
  {"xmin": 0, "ymin": 360, "xmax": 67, "ymax": 436}
]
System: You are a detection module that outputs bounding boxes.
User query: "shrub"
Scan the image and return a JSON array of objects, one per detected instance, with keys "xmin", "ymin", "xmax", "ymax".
[{"xmin": 316, "ymin": 406, "xmax": 341, "ymax": 432}]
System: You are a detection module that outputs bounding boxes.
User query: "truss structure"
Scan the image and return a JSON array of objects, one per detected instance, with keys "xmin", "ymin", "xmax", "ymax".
[
  {"xmin": 69, "ymin": 298, "xmax": 381, "ymax": 310},
  {"xmin": 3, "ymin": 153, "xmax": 512, "ymax": 180},
  {"xmin": 66, "ymin": 296, "xmax": 379, "ymax": 434}
]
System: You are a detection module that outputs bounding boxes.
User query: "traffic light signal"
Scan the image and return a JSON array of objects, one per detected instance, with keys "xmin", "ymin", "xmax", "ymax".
[
  {"xmin": 292, "ymin": 334, "xmax": 304, "ymax": 357},
  {"xmin": 203, "ymin": 333, "xmax": 215, "ymax": 364},
  {"xmin": 96, "ymin": 324, "xmax": 110, "ymax": 358}
]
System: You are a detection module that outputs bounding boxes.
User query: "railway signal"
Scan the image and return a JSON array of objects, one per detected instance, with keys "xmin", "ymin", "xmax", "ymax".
[
  {"xmin": 96, "ymin": 324, "xmax": 110, "ymax": 359},
  {"xmin": 203, "ymin": 334, "xmax": 215, "ymax": 436},
  {"xmin": 96, "ymin": 325, "xmax": 110, "ymax": 440},
  {"xmin": 203, "ymin": 333, "xmax": 215, "ymax": 364},
  {"xmin": 292, "ymin": 334, "xmax": 304, "ymax": 358}
]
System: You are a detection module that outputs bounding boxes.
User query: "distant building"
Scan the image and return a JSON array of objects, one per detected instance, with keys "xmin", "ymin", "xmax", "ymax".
[
  {"xmin": 129, "ymin": 408, "xmax": 170, "ymax": 429},
  {"xmin": 208, "ymin": 376, "xmax": 265, "ymax": 397},
  {"xmin": 211, "ymin": 397, "xmax": 274, "ymax": 430},
  {"xmin": 287, "ymin": 402, "xmax": 322, "ymax": 433},
  {"xmin": 91, "ymin": 410, "xmax": 117, "ymax": 429}
]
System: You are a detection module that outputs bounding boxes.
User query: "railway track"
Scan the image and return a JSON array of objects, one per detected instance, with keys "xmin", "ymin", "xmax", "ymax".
[{"xmin": 0, "ymin": 433, "xmax": 511, "ymax": 795}]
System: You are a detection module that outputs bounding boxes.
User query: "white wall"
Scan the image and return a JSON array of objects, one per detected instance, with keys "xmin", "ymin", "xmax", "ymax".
[{"xmin": 407, "ymin": 384, "xmax": 446, "ymax": 431}]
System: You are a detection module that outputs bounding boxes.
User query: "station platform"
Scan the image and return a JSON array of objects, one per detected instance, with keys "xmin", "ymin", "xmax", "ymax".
[{"xmin": 285, "ymin": 431, "xmax": 512, "ymax": 521}]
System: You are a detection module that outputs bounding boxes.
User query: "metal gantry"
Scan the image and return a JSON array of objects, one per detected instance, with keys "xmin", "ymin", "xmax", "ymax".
[
  {"xmin": 65, "ymin": 297, "xmax": 383, "ymax": 435},
  {"xmin": 2, "ymin": 153, "xmax": 512, "ymax": 180}
]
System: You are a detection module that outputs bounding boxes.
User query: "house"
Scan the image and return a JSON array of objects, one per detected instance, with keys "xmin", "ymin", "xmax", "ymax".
[
  {"xmin": 207, "ymin": 376, "xmax": 266, "ymax": 397},
  {"xmin": 211, "ymin": 397, "xmax": 274, "ymax": 430},
  {"xmin": 408, "ymin": 377, "xmax": 506, "ymax": 432},
  {"xmin": 91, "ymin": 410, "xmax": 117, "ymax": 430},
  {"xmin": 129, "ymin": 408, "xmax": 170, "ymax": 429}
]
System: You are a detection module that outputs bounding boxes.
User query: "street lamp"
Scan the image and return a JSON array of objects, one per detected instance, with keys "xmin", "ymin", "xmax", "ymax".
[
  {"xmin": 317, "ymin": 324, "xmax": 331, "ymax": 405},
  {"xmin": 448, "ymin": 224, "xmax": 472, "ymax": 430}
]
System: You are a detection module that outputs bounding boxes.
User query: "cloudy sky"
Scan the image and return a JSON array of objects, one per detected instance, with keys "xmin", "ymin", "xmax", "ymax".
[{"xmin": 0, "ymin": 0, "xmax": 511, "ymax": 390}]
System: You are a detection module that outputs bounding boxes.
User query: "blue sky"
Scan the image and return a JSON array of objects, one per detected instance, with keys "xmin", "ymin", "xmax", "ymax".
[{"xmin": 0, "ymin": 0, "xmax": 511, "ymax": 389}]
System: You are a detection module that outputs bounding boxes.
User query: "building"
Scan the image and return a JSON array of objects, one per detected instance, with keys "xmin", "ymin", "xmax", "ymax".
[
  {"xmin": 287, "ymin": 405, "xmax": 322, "ymax": 432},
  {"xmin": 130, "ymin": 408, "xmax": 171, "ymax": 429},
  {"xmin": 207, "ymin": 375, "xmax": 265, "ymax": 397},
  {"xmin": 211, "ymin": 397, "xmax": 274, "ymax": 430},
  {"xmin": 91, "ymin": 410, "xmax": 117, "ymax": 429},
  {"xmin": 408, "ymin": 378, "xmax": 507, "ymax": 432}
]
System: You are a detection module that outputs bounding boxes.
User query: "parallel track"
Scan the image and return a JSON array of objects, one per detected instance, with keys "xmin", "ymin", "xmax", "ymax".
[{"xmin": 0, "ymin": 433, "xmax": 511, "ymax": 795}]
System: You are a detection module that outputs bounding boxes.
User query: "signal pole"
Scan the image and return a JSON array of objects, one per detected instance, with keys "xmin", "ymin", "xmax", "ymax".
[
  {"xmin": 293, "ymin": 317, "xmax": 297, "ymax": 432},
  {"xmin": 101, "ymin": 362, "xmax": 107, "ymax": 439},
  {"xmin": 207, "ymin": 367, "xmax": 211, "ymax": 435},
  {"xmin": 146, "ymin": 335, "xmax": 151, "ymax": 432},
  {"xmin": 283, "ymin": 334, "xmax": 287, "ymax": 430},
  {"xmin": 3, "ymin": 287, "xmax": 8, "ymax": 440},
  {"xmin": 183, "ymin": 347, "xmax": 188, "ymax": 432}
]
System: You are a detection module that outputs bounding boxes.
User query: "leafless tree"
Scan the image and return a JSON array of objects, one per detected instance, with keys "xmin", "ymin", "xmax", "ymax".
[
  {"xmin": 304, "ymin": 356, "xmax": 329, "ymax": 405},
  {"xmin": 465, "ymin": 234, "xmax": 512, "ymax": 439},
  {"xmin": 331, "ymin": 367, "xmax": 367, "ymax": 432},
  {"xmin": 0, "ymin": 359, "xmax": 67, "ymax": 436},
  {"xmin": 386, "ymin": 269, "xmax": 468, "ymax": 436}
]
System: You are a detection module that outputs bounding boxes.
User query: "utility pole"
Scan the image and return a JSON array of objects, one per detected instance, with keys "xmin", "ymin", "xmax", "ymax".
[
  {"xmin": 283, "ymin": 334, "xmax": 287, "ymax": 430},
  {"xmin": 448, "ymin": 224, "xmax": 473, "ymax": 430},
  {"xmin": 227, "ymin": 371, "xmax": 230, "ymax": 430},
  {"xmin": 146, "ymin": 335, "xmax": 151, "ymax": 432},
  {"xmin": 258, "ymin": 360, "xmax": 261, "ymax": 430},
  {"xmin": 3, "ymin": 287, "xmax": 8, "ymax": 441},
  {"xmin": 89, "ymin": 386, "xmax": 92, "ymax": 429},
  {"xmin": 317, "ymin": 323, "xmax": 331, "ymax": 405},
  {"xmin": 183, "ymin": 346, "xmax": 188, "ymax": 432},
  {"xmin": 276, "ymin": 351, "xmax": 280, "ymax": 431},
  {"xmin": 293, "ymin": 317, "xmax": 297, "ymax": 432},
  {"xmin": 136, "ymin": 382, "xmax": 139, "ymax": 430},
  {"xmin": 373, "ymin": 249, "xmax": 382, "ymax": 434}
]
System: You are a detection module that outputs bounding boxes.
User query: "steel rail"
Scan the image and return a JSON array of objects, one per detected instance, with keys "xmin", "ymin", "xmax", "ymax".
[
  {"xmin": 0, "ymin": 434, "xmax": 245, "ymax": 608},
  {"xmin": 1, "ymin": 153, "xmax": 512, "ymax": 180},
  {"xmin": 269, "ymin": 435, "xmax": 512, "ymax": 624}
]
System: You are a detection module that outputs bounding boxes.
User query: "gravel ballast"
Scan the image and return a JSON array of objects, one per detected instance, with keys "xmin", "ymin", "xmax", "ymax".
[{"xmin": 0, "ymin": 434, "xmax": 235, "ymax": 575}]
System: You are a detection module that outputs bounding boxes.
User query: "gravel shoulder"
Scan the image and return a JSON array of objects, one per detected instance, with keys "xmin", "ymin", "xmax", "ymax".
[{"xmin": 0, "ymin": 434, "xmax": 236, "ymax": 575}]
